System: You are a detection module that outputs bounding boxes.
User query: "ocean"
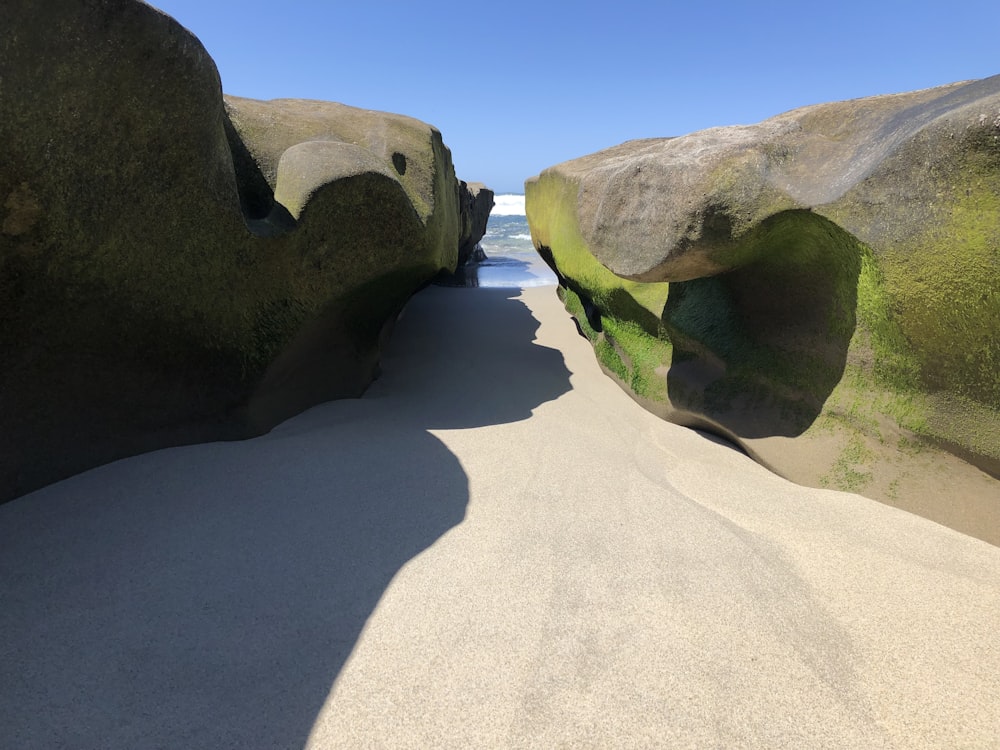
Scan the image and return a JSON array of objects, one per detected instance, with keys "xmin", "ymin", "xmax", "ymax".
[{"xmin": 455, "ymin": 194, "xmax": 557, "ymax": 288}]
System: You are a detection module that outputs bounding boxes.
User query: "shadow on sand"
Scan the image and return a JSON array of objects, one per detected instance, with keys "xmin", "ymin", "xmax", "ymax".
[{"xmin": 0, "ymin": 287, "xmax": 570, "ymax": 749}]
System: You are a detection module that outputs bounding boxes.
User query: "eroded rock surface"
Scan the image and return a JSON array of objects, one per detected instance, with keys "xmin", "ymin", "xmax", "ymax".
[
  {"xmin": 457, "ymin": 181, "xmax": 495, "ymax": 266},
  {"xmin": 526, "ymin": 76, "xmax": 1000, "ymax": 544},
  {"xmin": 0, "ymin": 0, "xmax": 479, "ymax": 501}
]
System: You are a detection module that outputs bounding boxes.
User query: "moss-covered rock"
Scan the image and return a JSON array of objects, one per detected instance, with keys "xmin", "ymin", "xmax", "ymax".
[
  {"xmin": 0, "ymin": 0, "xmax": 468, "ymax": 501},
  {"xmin": 223, "ymin": 95, "xmax": 461, "ymax": 268},
  {"xmin": 526, "ymin": 76, "xmax": 1000, "ymax": 545}
]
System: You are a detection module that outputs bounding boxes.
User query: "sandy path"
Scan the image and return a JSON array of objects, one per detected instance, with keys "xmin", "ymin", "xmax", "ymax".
[{"xmin": 2, "ymin": 285, "xmax": 999, "ymax": 748}]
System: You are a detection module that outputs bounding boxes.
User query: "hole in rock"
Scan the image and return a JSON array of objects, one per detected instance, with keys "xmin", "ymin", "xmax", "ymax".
[{"xmin": 664, "ymin": 210, "xmax": 862, "ymax": 439}]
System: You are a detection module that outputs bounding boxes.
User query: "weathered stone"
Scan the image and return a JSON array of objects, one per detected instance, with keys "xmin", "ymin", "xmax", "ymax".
[
  {"xmin": 223, "ymin": 95, "xmax": 462, "ymax": 267},
  {"xmin": 0, "ymin": 0, "xmax": 463, "ymax": 501},
  {"xmin": 457, "ymin": 181, "xmax": 495, "ymax": 267},
  {"xmin": 526, "ymin": 76, "xmax": 1000, "ymax": 544}
]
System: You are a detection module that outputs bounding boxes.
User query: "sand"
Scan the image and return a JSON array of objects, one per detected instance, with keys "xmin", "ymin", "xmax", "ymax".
[{"xmin": 2, "ymin": 285, "xmax": 999, "ymax": 748}]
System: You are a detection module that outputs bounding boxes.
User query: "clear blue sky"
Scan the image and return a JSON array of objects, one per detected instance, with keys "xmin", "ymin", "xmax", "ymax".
[{"xmin": 148, "ymin": 0, "xmax": 999, "ymax": 194}]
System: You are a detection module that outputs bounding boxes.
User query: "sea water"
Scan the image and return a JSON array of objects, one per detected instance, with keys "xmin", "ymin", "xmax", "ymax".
[{"xmin": 457, "ymin": 194, "xmax": 557, "ymax": 288}]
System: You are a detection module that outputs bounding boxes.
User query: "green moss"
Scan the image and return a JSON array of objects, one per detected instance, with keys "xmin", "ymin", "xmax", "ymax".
[
  {"xmin": 594, "ymin": 336, "xmax": 628, "ymax": 381},
  {"xmin": 528, "ymin": 167, "xmax": 998, "ymax": 487},
  {"xmin": 897, "ymin": 435, "xmax": 926, "ymax": 456},
  {"xmin": 886, "ymin": 477, "xmax": 901, "ymax": 501},
  {"xmin": 853, "ymin": 248, "xmax": 923, "ymax": 393},
  {"xmin": 820, "ymin": 432, "xmax": 875, "ymax": 493},
  {"xmin": 526, "ymin": 173, "xmax": 668, "ymax": 319},
  {"xmin": 847, "ymin": 164, "xmax": 1000, "ymax": 467},
  {"xmin": 881, "ymin": 172, "xmax": 1000, "ymax": 407},
  {"xmin": 558, "ymin": 286, "xmax": 599, "ymax": 342},
  {"xmin": 801, "ymin": 246, "xmax": 936, "ymax": 442},
  {"xmin": 528, "ymin": 186, "xmax": 877, "ymax": 434},
  {"xmin": 602, "ymin": 316, "xmax": 672, "ymax": 399},
  {"xmin": 527, "ymin": 173, "xmax": 671, "ymax": 402}
]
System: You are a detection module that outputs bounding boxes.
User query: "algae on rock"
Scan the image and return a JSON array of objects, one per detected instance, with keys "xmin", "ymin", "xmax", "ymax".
[{"xmin": 526, "ymin": 75, "xmax": 1000, "ymax": 545}]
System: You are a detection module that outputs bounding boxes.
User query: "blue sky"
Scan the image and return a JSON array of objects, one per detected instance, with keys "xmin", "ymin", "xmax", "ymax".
[{"xmin": 148, "ymin": 0, "xmax": 999, "ymax": 194}]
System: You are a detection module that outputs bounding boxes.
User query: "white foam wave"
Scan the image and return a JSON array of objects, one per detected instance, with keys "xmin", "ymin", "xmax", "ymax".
[
  {"xmin": 491, "ymin": 194, "xmax": 526, "ymax": 216},
  {"xmin": 512, "ymin": 233, "xmax": 533, "ymax": 240}
]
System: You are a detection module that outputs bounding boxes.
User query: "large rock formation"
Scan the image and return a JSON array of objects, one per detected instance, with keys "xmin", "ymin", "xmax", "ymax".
[
  {"xmin": 526, "ymin": 76, "xmax": 1000, "ymax": 544},
  {"xmin": 0, "ymin": 0, "xmax": 482, "ymax": 501},
  {"xmin": 457, "ymin": 181, "xmax": 495, "ymax": 267}
]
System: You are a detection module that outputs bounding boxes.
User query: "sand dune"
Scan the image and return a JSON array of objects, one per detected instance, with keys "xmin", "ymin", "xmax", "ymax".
[{"xmin": 2, "ymin": 285, "xmax": 998, "ymax": 748}]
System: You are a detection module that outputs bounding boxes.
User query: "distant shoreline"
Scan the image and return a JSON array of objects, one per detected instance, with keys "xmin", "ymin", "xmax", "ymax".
[{"xmin": 491, "ymin": 194, "xmax": 526, "ymax": 216}]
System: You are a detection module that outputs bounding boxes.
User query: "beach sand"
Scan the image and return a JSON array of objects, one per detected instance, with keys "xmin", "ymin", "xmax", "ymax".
[{"xmin": 2, "ymin": 285, "xmax": 999, "ymax": 748}]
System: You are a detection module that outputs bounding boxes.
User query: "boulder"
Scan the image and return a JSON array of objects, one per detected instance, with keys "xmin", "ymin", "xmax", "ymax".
[
  {"xmin": 457, "ymin": 181, "xmax": 495, "ymax": 266},
  {"xmin": 0, "ymin": 0, "xmax": 462, "ymax": 501},
  {"xmin": 223, "ymin": 95, "xmax": 462, "ymax": 265},
  {"xmin": 526, "ymin": 76, "xmax": 1000, "ymax": 544}
]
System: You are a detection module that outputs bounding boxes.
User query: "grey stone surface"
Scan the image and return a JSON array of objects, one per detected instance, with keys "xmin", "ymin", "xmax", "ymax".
[
  {"xmin": 457, "ymin": 180, "xmax": 496, "ymax": 266},
  {"xmin": 540, "ymin": 76, "xmax": 1000, "ymax": 283}
]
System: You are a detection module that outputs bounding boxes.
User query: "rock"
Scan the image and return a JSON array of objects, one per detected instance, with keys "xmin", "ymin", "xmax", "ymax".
[
  {"xmin": 223, "ymin": 95, "xmax": 461, "ymax": 266},
  {"xmin": 0, "ymin": 0, "xmax": 462, "ymax": 501},
  {"xmin": 526, "ymin": 76, "xmax": 1000, "ymax": 544},
  {"xmin": 457, "ymin": 181, "xmax": 495, "ymax": 267}
]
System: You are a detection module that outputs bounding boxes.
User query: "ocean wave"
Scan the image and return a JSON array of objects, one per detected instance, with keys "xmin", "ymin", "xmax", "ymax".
[
  {"xmin": 512, "ymin": 233, "xmax": 533, "ymax": 240},
  {"xmin": 491, "ymin": 194, "xmax": 525, "ymax": 216}
]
